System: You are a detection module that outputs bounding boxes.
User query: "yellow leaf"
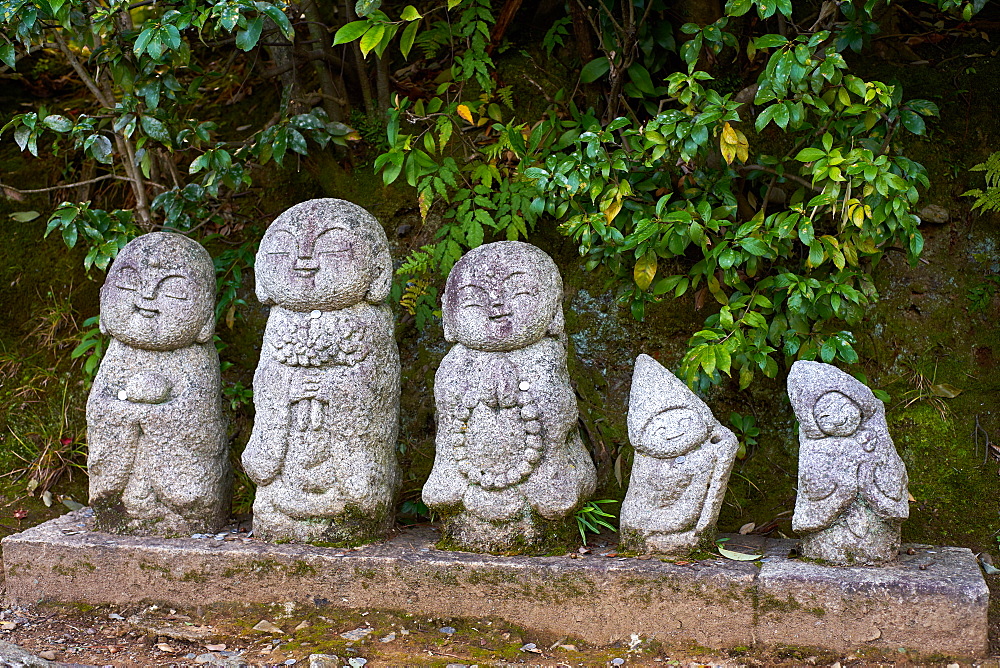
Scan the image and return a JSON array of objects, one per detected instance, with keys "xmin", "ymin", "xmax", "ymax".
[
  {"xmin": 418, "ymin": 190, "xmax": 431, "ymax": 221},
  {"xmin": 851, "ymin": 203, "xmax": 865, "ymax": 228},
  {"xmin": 720, "ymin": 137, "xmax": 736, "ymax": 165},
  {"xmin": 721, "ymin": 122, "xmax": 738, "ymax": 144},
  {"xmin": 736, "ymin": 142, "xmax": 749, "ymax": 163},
  {"xmin": 456, "ymin": 104, "xmax": 473, "ymax": 124},
  {"xmin": 734, "ymin": 129, "xmax": 749, "ymax": 163},
  {"xmin": 603, "ymin": 198, "xmax": 623, "ymax": 225},
  {"xmin": 634, "ymin": 251, "xmax": 658, "ymax": 291},
  {"xmin": 345, "ymin": 131, "xmax": 362, "ymax": 142}
]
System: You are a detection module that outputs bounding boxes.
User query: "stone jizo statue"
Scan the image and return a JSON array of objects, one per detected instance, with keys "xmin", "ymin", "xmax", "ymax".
[
  {"xmin": 620, "ymin": 354, "xmax": 739, "ymax": 554},
  {"xmin": 87, "ymin": 232, "xmax": 230, "ymax": 535},
  {"xmin": 423, "ymin": 241, "xmax": 596, "ymax": 552},
  {"xmin": 788, "ymin": 360, "xmax": 909, "ymax": 565},
  {"xmin": 242, "ymin": 199, "xmax": 400, "ymax": 545}
]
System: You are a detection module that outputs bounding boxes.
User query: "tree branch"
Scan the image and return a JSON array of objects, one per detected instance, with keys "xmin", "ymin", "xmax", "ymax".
[
  {"xmin": 0, "ymin": 174, "xmax": 126, "ymax": 195},
  {"xmin": 52, "ymin": 31, "xmax": 112, "ymax": 108},
  {"xmin": 740, "ymin": 164, "xmax": 822, "ymax": 192}
]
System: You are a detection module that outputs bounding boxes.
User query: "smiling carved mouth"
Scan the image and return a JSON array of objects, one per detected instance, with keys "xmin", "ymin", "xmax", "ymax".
[
  {"xmin": 488, "ymin": 313, "xmax": 512, "ymax": 321},
  {"xmin": 135, "ymin": 306, "xmax": 159, "ymax": 318},
  {"xmin": 293, "ymin": 267, "xmax": 319, "ymax": 277}
]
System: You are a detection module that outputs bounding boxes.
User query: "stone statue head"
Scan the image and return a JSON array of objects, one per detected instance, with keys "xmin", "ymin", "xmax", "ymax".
[
  {"xmin": 627, "ymin": 354, "xmax": 728, "ymax": 458},
  {"xmin": 100, "ymin": 232, "xmax": 215, "ymax": 351},
  {"xmin": 787, "ymin": 360, "xmax": 882, "ymax": 440},
  {"xmin": 813, "ymin": 390, "xmax": 862, "ymax": 437},
  {"xmin": 255, "ymin": 199, "xmax": 393, "ymax": 311},
  {"xmin": 442, "ymin": 241, "xmax": 564, "ymax": 352}
]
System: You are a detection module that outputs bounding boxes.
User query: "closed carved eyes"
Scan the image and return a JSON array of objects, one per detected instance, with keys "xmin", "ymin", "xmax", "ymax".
[
  {"xmin": 115, "ymin": 267, "xmax": 140, "ymax": 291},
  {"xmin": 158, "ymin": 275, "xmax": 190, "ymax": 300}
]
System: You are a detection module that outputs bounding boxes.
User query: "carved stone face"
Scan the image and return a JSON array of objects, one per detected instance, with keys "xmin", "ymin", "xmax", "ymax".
[
  {"xmin": 638, "ymin": 406, "xmax": 708, "ymax": 458},
  {"xmin": 256, "ymin": 200, "xmax": 391, "ymax": 311},
  {"xmin": 100, "ymin": 232, "xmax": 215, "ymax": 351},
  {"xmin": 813, "ymin": 391, "xmax": 862, "ymax": 437},
  {"xmin": 444, "ymin": 242, "xmax": 562, "ymax": 352}
]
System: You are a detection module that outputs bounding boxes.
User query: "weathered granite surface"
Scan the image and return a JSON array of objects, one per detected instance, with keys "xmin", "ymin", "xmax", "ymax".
[
  {"xmin": 87, "ymin": 232, "xmax": 230, "ymax": 536},
  {"xmin": 243, "ymin": 199, "xmax": 400, "ymax": 545},
  {"xmin": 788, "ymin": 360, "xmax": 909, "ymax": 565},
  {"xmin": 621, "ymin": 354, "xmax": 739, "ymax": 554},
  {"xmin": 423, "ymin": 241, "xmax": 596, "ymax": 552},
  {"xmin": 3, "ymin": 512, "xmax": 989, "ymax": 658}
]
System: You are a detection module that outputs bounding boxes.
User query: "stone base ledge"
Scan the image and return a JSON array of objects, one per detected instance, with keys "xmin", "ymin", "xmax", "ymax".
[{"xmin": 1, "ymin": 511, "xmax": 989, "ymax": 659}]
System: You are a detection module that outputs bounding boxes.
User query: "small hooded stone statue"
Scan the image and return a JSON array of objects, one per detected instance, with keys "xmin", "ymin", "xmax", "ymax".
[
  {"xmin": 788, "ymin": 360, "xmax": 909, "ymax": 565},
  {"xmin": 423, "ymin": 241, "xmax": 596, "ymax": 552},
  {"xmin": 87, "ymin": 232, "xmax": 230, "ymax": 535},
  {"xmin": 243, "ymin": 199, "xmax": 400, "ymax": 545},
  {"xmin": 620, "ymin": 354, "xmax": 739, "ymax": 553}
]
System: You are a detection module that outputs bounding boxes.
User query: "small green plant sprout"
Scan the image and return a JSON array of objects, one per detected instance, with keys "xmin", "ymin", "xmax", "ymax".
[
  {"xmin": 70, "ymin": 315, "xmax": 105, "ymax": 386},
  {"xmin": 728, "ymin": 412, "xmax": 760, "ymax": 460},
  {"xmin": 963, "ymin": 151, "xmax": 1000, "ymax": 213},
  {"xmin": 575, "ymin": 499, "xmax": 618, "ymax": 546},
  {"xmin": 222, "ymin": 381, "xmax": 254, "ymax": 411}
]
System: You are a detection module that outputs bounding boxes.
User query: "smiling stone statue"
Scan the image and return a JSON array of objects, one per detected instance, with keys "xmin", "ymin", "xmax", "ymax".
[
  {"xmin": 423, "ymin": 241, "xmax": 596, "ymax": 552},
  {"xmin": 242, "ymin": 199, "xmax": 400, "ymax": 545},
  {"xmin": 621, "ymin": 354, "xmax": 739, "ymax": 554},
  {"xmin": 87, "ymin": 232, "xmax": 230, "ymax": 535},
  {"xmin": 788, "ymin": 360, "xmax": 909, "ymax": 564}
]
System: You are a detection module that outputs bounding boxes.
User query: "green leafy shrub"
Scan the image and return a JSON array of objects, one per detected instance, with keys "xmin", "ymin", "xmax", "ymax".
[{"xmin": 340, "ymin": 0, "xmax": 942, "ymax": 388}]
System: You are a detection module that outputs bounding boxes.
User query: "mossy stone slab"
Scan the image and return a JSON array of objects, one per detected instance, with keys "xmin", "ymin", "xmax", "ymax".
[{"xmin": 2, "ymin": 512, "xmax": 988, "ymax": 659}]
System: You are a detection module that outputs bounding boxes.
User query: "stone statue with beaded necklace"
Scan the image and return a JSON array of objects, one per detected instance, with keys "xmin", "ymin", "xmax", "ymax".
[{"xmin": 423, "ymin": 241, "xmax": 597, "ymax": 553}]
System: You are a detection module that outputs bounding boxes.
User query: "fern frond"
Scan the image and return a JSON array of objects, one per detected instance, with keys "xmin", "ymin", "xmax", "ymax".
[{"xmin": 965, "ymin": 151, "xmax": 1000, "ymax": 212}]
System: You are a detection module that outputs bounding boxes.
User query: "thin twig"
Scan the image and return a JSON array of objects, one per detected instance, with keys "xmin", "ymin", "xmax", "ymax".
[
  {"xmin": 0, "ymin": 174, "xmax": 125, "ymax": 195},
  {"xmin": 740, "ymin": 164, "xmax": 821, "ymax": 191}
]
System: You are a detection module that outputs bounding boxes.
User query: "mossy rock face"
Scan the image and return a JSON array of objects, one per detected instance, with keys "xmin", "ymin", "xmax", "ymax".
[{"xmin": 435, "ymin": 507, "xmax": 576, "ymax": 556}]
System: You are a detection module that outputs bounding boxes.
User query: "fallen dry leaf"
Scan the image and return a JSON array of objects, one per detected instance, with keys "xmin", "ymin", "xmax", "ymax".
[
  {"xmin": 205, "ymin": 643, "xmax": 226, "ymax": 651},
  {"xmin": 155, "ymin": 643, "xmax": 178, "ymax": 653}
]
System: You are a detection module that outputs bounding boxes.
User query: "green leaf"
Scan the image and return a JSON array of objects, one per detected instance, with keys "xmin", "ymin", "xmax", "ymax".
[
  {"xmin": 61, "ymin": 223, "xmax": 78, "ymax": 248},
  {"xmin": 0, "ymin": 43, "xmax": 16, "ymax": 70},
  {"xmin": 258, "ymin": 3, "xmax": 294, "ymax": 40},
  {"xmin": 580, "ymin": 57, "xmax": 610, "ymax": 83},
  {"xmin": 333, "ymin": 20, "xmax": 371, "ymax": 45},
  {"xmin": 134, "ymin": 26, "xmax": 155, "ymax": 57},
  {"xmin": 359, "ymin": 24, "xmax": 385, "ymax": 57},
  {"xmin": 755, "ymin": 105, "xmax": 777, "ymax": 132},
  {"xmin": 754, "ymin": 34, "xmax": 788, "ymax": 49},
  {"xmin": 235, "ymin": 16, "xmax": 263, "ymax": 51},
  {"xmin": 725, "ymin": 0, "xmax": 752, "ymax": 16},
  {"xmin": 820, "ymin": 337, "xmax": 836, "ymax": 363},
  {"xmin": 900, "ymin": 109, "xmax": 925, "ymax": 135},
  {"xmin": 42, "ymin": 114, "xmax": 72, "ymax": 132},
  {"xmin": 400, "ymin": 18, "xmax": 419, "ymax": 58},
  {"xmin": 627, "ymin": 63, "xmax": 655, "ymax": 95},
  {"xmin": 9, "ymin": 210, "xmax": 40, "ymax": 222},
  {"xmin": 89, "ymin": 135, "xmax": 113, "ymax": 163},
  {"xmin": 808, "ymin": 240, "xmax": 824, "ymax": 267},
  {"xmin": 773, "ymin": 102, "xmax": 790, "ymax": 129},
  {"xmin": 355, "ymin": 0, "xmax": 381, "ymax": 17},
  {"xmin": 140, "ymin": 115, "xmax": 171, "ymax": 144},
  {"xmin": 400, "ymin": 4, "xmax": 421, "ymax": 20},
  {"xmin": 795, "ymin": 147, "xmax": 826, "ymax": 162},
  {"xmin": 907, "ymin": 99, "xmax": 939, "ymax": 117},
  {"xmin": 740, "ymin": 237, "xmax": 770, "ymax": 257}
]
